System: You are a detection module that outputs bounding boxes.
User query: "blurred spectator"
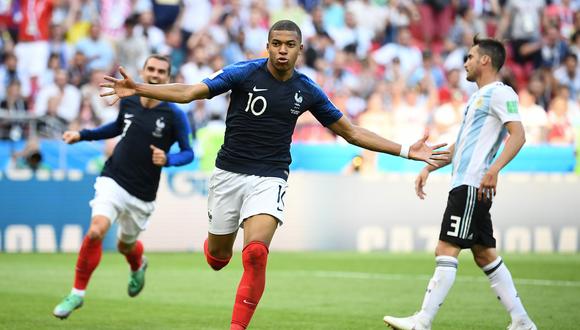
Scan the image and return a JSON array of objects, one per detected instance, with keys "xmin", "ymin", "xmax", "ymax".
[
  {"xmin": 0, "ymin": 52, "xmax": 31, "ymax": 101},
  {"xmin": 553, "ymin": 53, "xmax": 580, "ymax": 100},
  {"xmin": 48, "ymin": 23, "xmax": 72, "ymax": 69},
  {"xmin": 67, "ymin": 50, "xmax": 90, "ymax": 87},
  {"xmin": 34, "ymin": 69, "xmax": 82, "ymax": 124},
  {"xmin": 447, "ymin": 5, "xmax": 486, "ymax": 51},
  {"xmin": 0, "ymin": 80, "xmax": 29, "ymax": 140},
  {"xmin": 14, "ymin": 0, "xmax": 55, "ymax": 81},
  {"xmin": 322, "ymin": 0, "xmax": 346, "ymax": 31},
  {"xmin": 409, "ymin": 50, "xmax": 445, "ymax": 89},
  {"xmin": 99, "ymin": 0, "xmax": 132, "ymax": 40},
  {"xmin": 547, "ymin": 86, "xmax": 576, "ymax": 144},
  {"xmin": 429, "ymin": 89, "xmax": 464, "ymax": 144},
  {"xmin": 569, "ymin": 30, "xmax": 580, "ymax": 61},
  {"xmin": 327, "ymin": 9, "xmax": 373, "ymax": 59},
  {"xmin": 63, "ymin": 0, "xmax": 99, "ymax": 45},
  {"xmin": 179, "ymin": 0, "xmax": 213, "ymax": 49},
  {"xmin": 243, "ymin": 9, "xmax": 269, "ymax": 56},
  {"xmin": 75, "ymin": 22, "xmax": 115, "ymax": 72},
  {"xmin": 80, "ymin": 69, "xmax": 118, "ymax": 123},
  {"xmin": 37, "ymin": 94, "xmax": 69, "ymax": 138},
  {"xmin": 38, "ymin": 53, "xmax": 62, "ymax": 88},
  {"xmin": 346, "ymin": 0, "xmax": 389, "ymax": 38},
  {"xmin": 68, "ymin": 97, "xmax": 101, "ymax": 131},
  {"xmin": 541, "ymin": 25, "xmax": 569, "ymax": 69},
  {"xmin": 518, "ymin": 88, "xmax": 548, "ymax": 145},
  {"xmin": 497, "ymin": 0, "xmax": 544, "ymax": 68},
  {"xmin": 116, "ymin": 15, "xmax": 150, "ymax": 79},
  {"xmin": 417, "ymin": 0, "xmax": 454, "ymax": 46},
  {"xmin": 271, "ymin": 0, "xmax": 310, "ymax": 32},
  {"xmin": 180, "ymin": 46, "xmax": 213, "ymax": 85},
  {"xmin": 373, "ymin": 27, "xmax": 423, "ymax": 79},
  {"xmin": 544, "ymin": 0, "xmax": 576, "ymax": 39},
  {"xmin": 528, "ymin": 73, "xmax": 551, "ymax": 110},
  {"xmin": 383, "ymin": 0, "xmax": 417, "ymax": 44},
  {"xmin": 151, "ymin": 0, "xmax": 181, "ymax": 31},
  {"xmin": 134, "ymin": 11, "xmax": 166, "ymax": 54},
  {"xmin": 7, "ymin": 138, "xmax": 50, "ymax": 171},
  {"xmin": 390, "ymin": 84, "xmax": 430, "ymax": 143},
  {"xmin": 163, "ymin": 27, "xmax": 186, "ymax": 74},
  {"xmin": 438, "ymin": 68, "xmax": 467, "ymax": 104}
]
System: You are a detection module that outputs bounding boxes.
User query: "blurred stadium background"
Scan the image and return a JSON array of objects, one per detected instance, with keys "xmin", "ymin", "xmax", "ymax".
[{"xmin": 1, "ymin": 0, "xmax": 579, "ymax": 329}]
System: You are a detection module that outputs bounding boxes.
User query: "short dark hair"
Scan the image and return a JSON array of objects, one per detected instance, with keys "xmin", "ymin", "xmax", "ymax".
[
  {"xmin": 268, "ymin": 20, "xmax": 302, "ymax": 43},
  {"xmin": 143, "ymin": 54, "xmax": 171, "ymax": 76},
  {"xmin": 472, "ymin": 35, "xmax": 506, "ymax": 72}
]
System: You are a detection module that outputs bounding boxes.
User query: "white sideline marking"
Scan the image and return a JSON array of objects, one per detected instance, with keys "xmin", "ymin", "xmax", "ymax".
[{"xmin": 283, "ymin": 271, "xmax": 580, "ymax": 288}]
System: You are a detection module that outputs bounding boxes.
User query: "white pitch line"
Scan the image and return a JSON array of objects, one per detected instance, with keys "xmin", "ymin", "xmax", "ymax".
[{"xmin": 281, "ymin": 270, "xmax": 580, "ymax": 288}]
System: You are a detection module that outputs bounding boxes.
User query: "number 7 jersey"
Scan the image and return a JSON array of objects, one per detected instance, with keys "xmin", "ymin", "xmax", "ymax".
[{"xmin": 202, "ymin": 58, "xmax": 343, "ymax": 180}]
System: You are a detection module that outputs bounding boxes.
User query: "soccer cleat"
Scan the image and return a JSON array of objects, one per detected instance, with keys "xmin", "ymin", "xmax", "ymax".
[
  {"xmin": 507, "ymin": 317, "xmax": 537, "ymax": 330},
  {"xmin": 52, "ymin": 293, "xmax": 84, "ymax": 319},
  {"xmin": 128, "ymin": 256, "xmax": 148, "ymax": 297},
  {"xmin": 383, "ymin": 313, "xmax": 431, "ymax": 330}
]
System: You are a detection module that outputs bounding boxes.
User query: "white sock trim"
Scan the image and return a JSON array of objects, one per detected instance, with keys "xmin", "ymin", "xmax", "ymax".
[
  {"xmin": 482, "ymin": 256, "xmax": 502, "ymax": 273},
  {"xmin": 71, "ymin": 288, "xmax": 85, "ymax": 297}
]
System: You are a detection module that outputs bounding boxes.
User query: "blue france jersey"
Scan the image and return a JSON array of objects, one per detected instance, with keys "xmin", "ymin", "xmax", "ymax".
[
  {"xmin": 80, "ymin": 95, "xmax": 194, "ymax": 201},
  {"xmin": 202, "ymin": 58, "xmax": 343, "ymax": 180}
]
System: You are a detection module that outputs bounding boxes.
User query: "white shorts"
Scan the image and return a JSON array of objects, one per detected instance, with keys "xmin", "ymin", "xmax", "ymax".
[
  {"xmin": 207, "ymin": 168, "xmax": 289, "ymax": 235},
  {"xmin": 90, "ymin": 176, "xmax": 156, "ymax": 244}
]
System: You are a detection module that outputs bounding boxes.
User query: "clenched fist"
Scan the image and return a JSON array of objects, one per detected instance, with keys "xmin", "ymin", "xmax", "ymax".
[
  {"xmin": 62, "ymin": 131, "xmax": 81, "ymax": 144},
  {"xmin": 150, "ymin": 144, "xmax": 167, "ymax": 166}
]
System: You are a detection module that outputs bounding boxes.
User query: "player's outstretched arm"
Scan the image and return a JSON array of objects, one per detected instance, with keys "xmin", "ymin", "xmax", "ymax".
[
  {"xmin": 478, "ymin": 121, "xmax": 525, "ymax": 202},
  {"xmin": 414, "ymin": 144, "xmax": 455, "ymax": 199},
  {"xmin": 327, "ymin": 116, "xmax": 450, "ymax": 167},
  {"xmin": 99, "ymin": 67, "xmax": 211, "ymax": 104}
]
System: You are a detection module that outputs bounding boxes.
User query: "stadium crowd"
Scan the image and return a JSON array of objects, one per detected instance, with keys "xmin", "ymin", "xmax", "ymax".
[{"xmin": 1, "ymin": 0, "xmax": 579, "ymax": 148}]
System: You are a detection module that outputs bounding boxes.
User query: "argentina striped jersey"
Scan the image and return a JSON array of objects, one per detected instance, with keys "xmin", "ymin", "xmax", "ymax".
[{"xmin": 451, "ymin": 81, "xmax": 521, "ymax": 189}]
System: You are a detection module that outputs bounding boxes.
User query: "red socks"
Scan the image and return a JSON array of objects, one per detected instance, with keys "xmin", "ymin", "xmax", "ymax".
[
  {"xmin": 231, "ymin": 241, "xmax": 269, "ymax": 329},
  {"xmin": 121, "ymin": 240, "xmax": 144, "ymax": 271},
  {"xmin": 204, "ymin": 239, "xmax": 231, "ymax": 271},
  {"xmin": 73, "ymin": 235, "xmax": 103, "ymax": 290}
]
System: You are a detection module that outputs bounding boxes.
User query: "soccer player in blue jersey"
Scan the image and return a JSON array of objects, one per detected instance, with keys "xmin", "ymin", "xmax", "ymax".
[
  {"xmin": 100, "ymin": 20, "xmax": 449, "ymax": 329},
  {"xmin": 52, "ymin": 55, "xmax": 194, "ymax": 319},
  {"xmin": 383, "ymin": 36, "xmax": 537, "ymax": 330}
]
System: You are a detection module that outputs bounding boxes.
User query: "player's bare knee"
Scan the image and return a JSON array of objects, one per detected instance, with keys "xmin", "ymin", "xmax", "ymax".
[
  {"xmin": 473, "ymin": 253, "xmax": 496, "ymax": 267},
  {"xmin": 242, "ymin": 241, "xmax": 269, "ymax": 269},
  {"xmin": 209, "ymin": 247, "xmax": 233, "ymax": 261},
  {"xmin": 117, "ymin": 241, "xmax": 134, "ymax": 254},
  {"xmin": 86, "ymin": 227, "xmax": 105, "ymax": 240}
]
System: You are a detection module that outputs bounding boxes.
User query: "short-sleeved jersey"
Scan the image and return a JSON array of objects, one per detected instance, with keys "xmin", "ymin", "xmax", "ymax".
[
  {"xmin": 451, "ymin": 82, "xmax": 521, "ymax": 189},
  {"xmin": 80, "ymin": 95, "xmax": 194, "ymax": 201},
  {"xmin": 202, "ymin": 58, "xmax": 343, "ymax": 180}
]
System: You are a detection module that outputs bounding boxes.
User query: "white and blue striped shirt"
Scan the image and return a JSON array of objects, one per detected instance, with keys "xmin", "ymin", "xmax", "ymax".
[{"xmin": 451, "ymin": 81, "xmax": 521, "ymax": 190}]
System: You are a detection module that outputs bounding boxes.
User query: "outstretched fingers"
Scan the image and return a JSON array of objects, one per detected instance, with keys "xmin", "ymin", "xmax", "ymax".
[
  {"xmin": 99, "ymin": 90, "xmax": 117, "ymax": 97},
  {"xmin": 430, "ymin": 142, "xmax": 448, "ymax": 150},
  {"xmin": 102, "ymin": 75, "xmax": 118, "ymax": 83},
  {"xmin": 119, "ymin": 66, "xmax": 129, "ymax": 79}
]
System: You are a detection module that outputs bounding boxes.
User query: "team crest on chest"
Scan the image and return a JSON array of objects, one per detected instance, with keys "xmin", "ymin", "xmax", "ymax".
[
  {"xmin": 152, "ymin": 117, "xmax": 165, "ymax": 137},
  {"xmin": 290, "ymin": 91, "xmax": 303, "ymax": 115}
]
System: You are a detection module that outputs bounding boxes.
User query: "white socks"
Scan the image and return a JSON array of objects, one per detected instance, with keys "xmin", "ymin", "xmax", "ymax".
[
  {"xmin": 418, "ymin": 256, "xmax": 458, "ymax": 323},
  {"xmin": 482, "ymin": 256, "xmax": 528, "ymax": 320},
  {"xmin": 71, "ymin": 288, "xmax": 86, "ymax": 297}
]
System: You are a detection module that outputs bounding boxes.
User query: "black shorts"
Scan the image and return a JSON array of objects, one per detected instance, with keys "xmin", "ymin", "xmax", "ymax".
[{"xmin": 439, "ymin": 185, "xmax": 496, "ymax": 249}]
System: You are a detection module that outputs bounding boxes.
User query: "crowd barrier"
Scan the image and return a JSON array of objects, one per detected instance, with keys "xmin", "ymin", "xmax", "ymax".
[{"xmin": 1, "ymin": 170, "xmax": 577, "ymax": 253}]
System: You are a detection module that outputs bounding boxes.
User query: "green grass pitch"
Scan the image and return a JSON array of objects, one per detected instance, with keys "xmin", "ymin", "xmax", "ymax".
[{"xmin": 0, "ymin": 252, "xmax": 578, "ymax": 329}]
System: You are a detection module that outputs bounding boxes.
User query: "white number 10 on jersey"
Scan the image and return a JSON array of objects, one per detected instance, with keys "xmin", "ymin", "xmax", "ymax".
[{"xmin": 244, "ymin": 92, "xmax": 268, "ymax": 116}]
